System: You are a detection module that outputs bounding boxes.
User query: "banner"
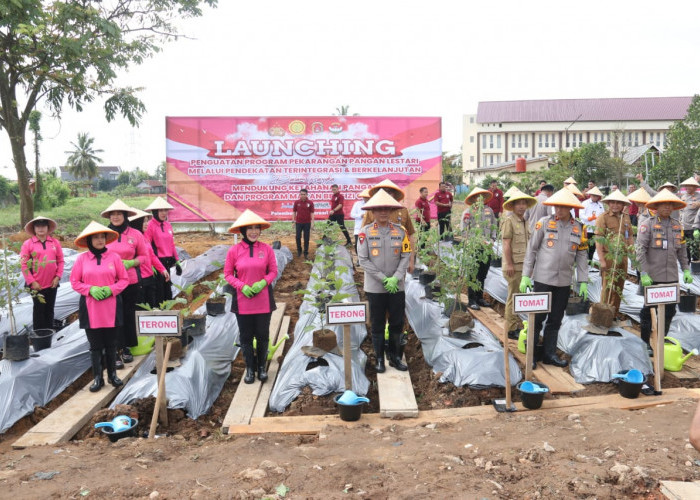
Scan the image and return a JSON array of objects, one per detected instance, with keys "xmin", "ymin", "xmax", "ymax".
[{"xmin": 165, "ymin": 116, "xmax": 442, "ymax": 222}]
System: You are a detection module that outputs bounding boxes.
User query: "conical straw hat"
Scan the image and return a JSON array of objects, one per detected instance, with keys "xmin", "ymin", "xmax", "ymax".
[
  {"xmin": 358, "ymin": 188, "xmax": 371, "ymax": 199},
  {"xmin": 627, "ymin": 188, "xmax": 651, "ymax": 204},
  {"xmin": 368, "ymin": 179, "xmax": 405, "ymax": 201},
  {"xmin": 362, "ymin": 189, "xmax": 403, "ymax": 210},
  {"xmin": 645, "ymin": 189, "xmax": 687, "ymax": 211},
  {"xmin": 587, "ymin": 186, "xmax": 604, "ymax": 198},
  {"xmin": 101, "ymin": 199, "xmax": 139, "ymax": 218},
  {"xmin": 564, "ymin": 176, "xmax": 577, "ymax": 185},
  {"xmin": 658, "ymin": 181, "xmax": 677, "ymax": 191},
  {"xmin": 145, "ymin": 196, "xmax": 174, "ymax": 211},
  {"xmin": 228, "ymin": 209, "xmax": 271, "ymax": 234},
  {"xmin": 128, "ymin": 208, "xmax": 151, "ymax": 222},
  {"xmin": 544, "ymin": 187, "xmax": 585, "ymax": 209},
  {"xmin": 465, "ymin": 187, "xmax": 493, "ymax": 206},
  {"xmin": 680, "ymin": 176, "xmax": 700, "ymax": 188},
  {"xmin": 566, "ymin": 183, "xmax": 584, "ymax": 199},
  {"xmin": 602, "ymin": 189, "xmax": 631, "ymax": 205},
  {"xmin": 74, "ymin": 221, "xmax": 119, "ymax": 248},
  {"xmin": 503, "ymin": 186, "xmax": 521, "ymax": 199},
  {"xmin": 503, "ymin": 191, "xmax": 537, "ymax": 211},
  {"xmin": 24, "ymin": 216, "xmax": 57, "ymax": 236}
]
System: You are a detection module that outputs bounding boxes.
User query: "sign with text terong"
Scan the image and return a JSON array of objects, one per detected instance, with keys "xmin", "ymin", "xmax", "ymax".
[{"xmin": 165, "ymin": 117, "xmax": 442, "ymax": 222}]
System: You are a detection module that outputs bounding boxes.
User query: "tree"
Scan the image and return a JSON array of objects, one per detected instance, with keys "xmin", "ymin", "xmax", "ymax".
[
  {"xmin": 334, "ymin": 105, "xmax": 358, "ymax": 116},
  {"xmin": 651, "ymin": 94, "xmax": 700, "ymax": 185},
  {"xmin": 65, "ymin": 133, "xmax": 103, "ymax": 181},
  {"xmin": 155, "ymin": 161, "xmax": 167, "ymax": 184},
  {"xmin": 442, "ymin": 152, "xmax": 463, "ymax": 187},
  {"xmin": 28, "ymin": 110, "xmax": 42, "ymax": 201},
  {"xmin": 0, "ymin": 0, "xmax": 218, "ymax": 225}
]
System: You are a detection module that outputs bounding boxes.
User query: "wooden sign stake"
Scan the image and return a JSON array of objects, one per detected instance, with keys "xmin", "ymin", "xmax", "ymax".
[
  {"xmin": 343, "ymin": 324, "xmax": 352, "ymax": 392},
  {"xmin": 149, "ymin": 338, "xmax": 172, "ymax": 439}
]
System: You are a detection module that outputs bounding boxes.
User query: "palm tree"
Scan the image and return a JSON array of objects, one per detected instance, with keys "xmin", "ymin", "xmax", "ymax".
[{"xmin": 65, "ymin": 133, "xmax": 103, "ymax": 180}]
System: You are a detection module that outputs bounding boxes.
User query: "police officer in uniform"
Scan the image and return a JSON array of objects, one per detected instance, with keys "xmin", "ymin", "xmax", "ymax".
[
  {"xmin": 526, "ymin": 184, "xmax": 554, "ymax": 231},
  {"xmin": 520, "ymin": 188, "xmax": 589, "ymax": 368},
  {"xmin": 595, "ymin": 190, "xmax": 635, "ymax": 315},
  {"xmin": 358, "ymin": 189, "xmax": 412, "ymax": 373},
  {"xmin": 679, "ymin": 177, "xmax": 700, "ymax": 263},
  {"xmin": 636, "ymin": 189, "xmax": 693, "ymax": 355},
  {"xmin": 500, "ymin": 189, "xmax": 536, "ymax": 339}
]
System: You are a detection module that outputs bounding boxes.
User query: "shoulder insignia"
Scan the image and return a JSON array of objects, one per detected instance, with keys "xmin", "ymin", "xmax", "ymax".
[
  {"xmin": 640, "ymin": 225, "xmax": 648, "ymax": 233},
  {"xmin": 358, "ymin": 233, "xmax": 366, "ymax": 244},
  {"xmin": 535, "ymin": 221, "xmax": 542, "ymax": 230}
]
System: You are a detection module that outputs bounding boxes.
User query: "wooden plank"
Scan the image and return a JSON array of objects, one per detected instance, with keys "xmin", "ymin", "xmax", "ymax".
[
  {"xmin": 377, "ymin": 353, "xmax": 419, "ymax": 418},
  {"xmin": 251, "ymin": 316, "xmax": 290, "ymax": 420},
  {"xmin": 221, "ymin": 303, "xmax": 286, "ymax": 432},
  {"xmin": 468, "ymin": 304, "xmax": 584, "ymax": 394},
  {"xmin": 12, "ymin": 354, "xmax": 148, "ymax": 449},
  {"xmin": 660, "ymin": 480, "xmax": 700, "ymax": 500}
]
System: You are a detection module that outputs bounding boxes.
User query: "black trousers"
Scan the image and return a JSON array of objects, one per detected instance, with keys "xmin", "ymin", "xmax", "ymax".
[
  {"xmin": 468, "ymin": 259, "xmax": 491, "ymax": 303},
  {"xmin": 329, "ymin": 213, "xmax": 352, "ymax": 244},
  {"xmin": 157, "ymin": 257, "xmax": 176, "ymax": 303},
  {"xmin": 437, "ymin": 212, "xmax": 451, "ymax": 239},
  {"xmin": 32, "ymin": 286, "xmax": 58, "ymax": 330},
  {"xmin": 116, "ymin": 283, "xmax": 139, "ymax": 349},
  {"xmin": 630, "ymin": 214, "xmax": 638, "ymax": 227},
  {"xmin": 532, "ymin": 282, "xmax": 570, "ymax": 356},
  {"xmin": 418, "ymin": 222, "xmax": 430, "ymax": 249},
  {"xmin": 86, "ymin": 327, "xmax": 119, "ymax": 351},
  {"xmin": 366, "ymin": 291, "xmax": 405, "ymax": 357},
  {"xmin": 236, "ymin": 312, "xmax": 272, "ymax": 369},
  {"xmin": 295, "ymin": 222, "xmax": 311, "ymax": 255},
  {"xmin": 139, "ymin": 276, "xmax": 158, "ymax": 309},
  {"xmin": 587, "ymin": 232, "xmax": 596, "ymax": 261},
  {"xmin": 640, "ymin": 281, "xmax": 677, "ymax": 345}
]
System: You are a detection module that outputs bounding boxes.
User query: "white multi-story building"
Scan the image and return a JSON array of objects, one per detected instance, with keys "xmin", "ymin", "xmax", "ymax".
[{"xmin": 462, "ymin": 96, "xmax": 693, "ymax": 172}]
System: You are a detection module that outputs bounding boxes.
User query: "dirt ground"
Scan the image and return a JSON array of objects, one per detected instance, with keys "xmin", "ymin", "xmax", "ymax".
[{"xmin": 2, "ymin": 230, "xmax": 700, "ymax": 498}]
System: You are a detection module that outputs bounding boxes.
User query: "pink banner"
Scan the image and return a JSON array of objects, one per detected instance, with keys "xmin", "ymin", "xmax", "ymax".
[{"xmin": 165, "ymin": 116, "xmax": 442, "ymax": 222}]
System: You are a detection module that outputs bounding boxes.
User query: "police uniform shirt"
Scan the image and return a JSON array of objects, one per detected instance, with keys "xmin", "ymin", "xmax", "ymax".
[
  {"xmin": 636, "ymin": 215, "xmax": 689, "ymax": 282},
  {"xmin": 358, "ymin": 222, "xmax": 411, "ymax": 294},
  {"xmin": 526, "ymin": 194, "xmax": 553, "ymax": 231},
  {"xmin": 501, "ymin": 212, "xmax": 531, "ymax": 269},
  {"xmin": 595, "ymin": 210, "xmax": 634, "ymax": 263},
  {"xmin": 522, "ymin": 215, "xmax": 589, "ymax": 287},
  {"xmin": 460, "ymin": 205, "xmax": 497, "ymax": 240},
  {"xmin": 682, "ymin": 191, "xmax": 700, "ymax": 229}
]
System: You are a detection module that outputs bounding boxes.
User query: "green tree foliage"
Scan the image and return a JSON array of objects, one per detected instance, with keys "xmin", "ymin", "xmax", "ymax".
[
  {"xmin": 65, "ymin": 133, "xmax": 103, "ymax": 181},
  {"xmin": 155, "ymin": 161, "xmax": 167, "ymax": 184},
  {"xmin": 35, "ymin": 169, "xmax": 70, "ymax": 210},
  {"xmin": 442, "ymin": 152, "xmax": 463, "ymax": 187},
  {"xmin": 0, "ymin": 0, "xmax": 218, "ymax": 226},
  {"xmin": 549, "ymin": 143, "xmax": 615, "ymax": 186}
]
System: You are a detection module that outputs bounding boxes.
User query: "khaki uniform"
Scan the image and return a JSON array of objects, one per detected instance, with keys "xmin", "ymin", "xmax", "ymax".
[
  {"xmin": 358, "ymin": 222, "xmax": 411, "ymax": 293},
  {"xmin": 636, "ymin": 215, "xmax": 688, "ymax": 282},
  {"xmin": 362, "ymin": 207, "xmax": 415, "ymax": 236},
  {"xmin": 501, "ymin": 212, "xmax": 531, "ymax": 332},
  {"xmin": 595, "ymin": 210, "xmax": 634, "ymax": 313},
  {"xmin": 523, "ymin": 215, "xmax": 589, "ymax": 286},
  {"xmin": 682, "ymin": 191, "xmax": 700, "ymax": 229}
]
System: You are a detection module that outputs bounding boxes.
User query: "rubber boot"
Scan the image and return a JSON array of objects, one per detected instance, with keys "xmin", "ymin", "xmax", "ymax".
[
  {"xmin": 242, "ymin": 344, "xmax": 255, "ymax": 384},
  {"xmin": 542, "ymin": 331, "xmax": 567, "ymax": 367},
  {"xmin": 373, "ymin": 336, "xmax": 386, "ymax": 373},
  {"xmin": 256, "ymin": 338, "xmax": 269, "ymax": 383},
  {"xmin": 388, "ymin": 333, "xmax": 408, "ymax": 371},
  {"xmin": 105, "ymin": 347, "xmax": 123, "ymax": 387},
  {"xmin": 89, "ymin": 350, "xmax": 104, "ymax": 392}
]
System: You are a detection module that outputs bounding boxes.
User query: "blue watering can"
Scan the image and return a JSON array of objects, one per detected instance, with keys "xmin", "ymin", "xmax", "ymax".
[
  {"xmin": 94, "ymin": 415, "xmax": 134, "ymax": 433},
  {"xmin": 611, "ymin": 369, "xmax": 644, "ymax": 384},
  {"xmin": 337, "ymin": 390, "xmax": 370, "ymax": 405},
  {"xmin": 519, "ymin": 381, "xmax": 550, "ymax": 394}
]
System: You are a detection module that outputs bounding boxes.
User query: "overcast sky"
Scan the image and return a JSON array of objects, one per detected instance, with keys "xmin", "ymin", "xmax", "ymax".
[{"xmin": 1, "ymin": 0, "xmax": 699, "ymax": 180}]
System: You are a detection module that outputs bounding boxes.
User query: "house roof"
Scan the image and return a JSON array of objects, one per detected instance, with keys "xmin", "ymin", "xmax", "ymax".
[
  {"xmin": 623, "ymin": 144, "xmax": 660, "ymax": 165},
  {"xmin": 60, "ymin": 165, "xmax": 121, "ymax": 173},
  {"xmin": 476, "ymin": 97, "xmax": 693, "ymax": 124},
  {"xmin": 142, "ymin": 180, "xmax": 163, "ymax": 187}
]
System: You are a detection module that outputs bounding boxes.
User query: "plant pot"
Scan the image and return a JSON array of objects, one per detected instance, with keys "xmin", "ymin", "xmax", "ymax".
[
  {"xmin": 565, "ymin": 297, "xmax": 590, "ymax": 316},
  {"xmin": 183, "ymin": 314, "xmax": 206, "ymax": 337},
  {"xmin": 679, "ymin": 294, "xmax": 697, "ymax": 313},
  {"xmin": 691, "ymin": 261, "xmax": 700, "ymax": 275},
  {"xmin": 589, "ymin": 303, "xmax": 615, "ymax": 329},
  {"xmin": 100, "ymin": 418, "xmax": 138, "ymax": 442},
  {"xmin": 334, "ymin": 395, "xmax": 364, "ymax": 421},
  {"xmin": 271, "ymin": 240, "xmax": 282, "ymax": 250},
  {"xmin": 206, "ymin": 299, "xmax": 226, "ymax": 316},
  {"xmin": 424, "ymin": 283, "xmax": 441, "ymax": 301},
  {"xmin": 29, "ymin": 328, "xmax": 55, "ymax": 352},
  {"xmin": 491, "ymin": 257, "xmax": 502, "ymax": 268},
  {"xmin": 411, "ymin": 268, "xmax": 422, "ymax": 279},
  {"xmin": 418, "ymin": 271, "xmax": 436, "ymax": 285},
  {"xmin": 617, "ymin": 379, "xmax": 643, "ymax": 399},
  {"xmin": 3, "ymin": 332, "xmax": 30, "ymax": 361},
  {"xmin": 517, "ymin": 381, "xmax": 549, "ymax": 410}
]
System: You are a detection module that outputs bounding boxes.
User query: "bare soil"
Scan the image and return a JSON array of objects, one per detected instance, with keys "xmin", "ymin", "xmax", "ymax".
[{"xmin": 1, "ymin": 231, "xmax": 700, "ymax": 498}]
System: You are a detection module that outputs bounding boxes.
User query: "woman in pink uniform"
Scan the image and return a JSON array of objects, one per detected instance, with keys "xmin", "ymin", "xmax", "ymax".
[
  {"xmin": 129, "ymin": 208, "xmax": 169, "ymax": 308},
  {"xmin": 143, "ymin": 197, "xmax": 179, "ymax": 303},
  {"xmin": 70, "ymin": 221, "xmax": 129, "ymax": 392},
  {"xmin": 224, "ymin": 210, "xmax": 278, "ymax": 384},
  {"xmin": 101, "ymin": 199, "xmax": 149, "ymax": 367},
  {"xmin": 20, "ymin": 216, "xmax": 64, "ymax": 331}
]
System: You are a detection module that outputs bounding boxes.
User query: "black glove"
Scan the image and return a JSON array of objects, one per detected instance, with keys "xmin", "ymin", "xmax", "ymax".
[{"xmin": 175, "ymin": 263, "xmax": 182, "ymax": 276}]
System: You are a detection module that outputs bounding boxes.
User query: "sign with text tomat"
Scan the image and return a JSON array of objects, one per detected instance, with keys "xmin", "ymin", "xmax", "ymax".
[
  {"xmin": 513, "ymin": 292, "xmax": 552, "ymax": 314},
  {"xmin": 326, "ymin": 302, "xmax": 368, "ymax": 325},
  {"xmin": 135, "ymin": 311, "xmax": 181, "ymax": 336},
  {"xmin": 644, "ymin": 284, "xmax": 680, "ymax": 306}
]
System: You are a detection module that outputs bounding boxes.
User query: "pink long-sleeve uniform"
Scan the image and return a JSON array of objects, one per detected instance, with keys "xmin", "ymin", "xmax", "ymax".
[
  {"xmin": 138, "ymin": 244, "xmax": 167, "ymax": 279},
  {"xmin": 20, "ymin": 236, "xmax": 64, "ymax": 289},
  {"xmin": 106, "ymin": 227, "xmax": 149, "ymax": 284},
  {"xmin": 144, "ymin": 218, "xmax": 178, "ymax": 259},
  {"xmin": 224, "ymin": 241, "xmax": 278, "ymax": 315},
  {"xmin": 70, "ymin": 250, "xmax": 129, "ymax": 329}
]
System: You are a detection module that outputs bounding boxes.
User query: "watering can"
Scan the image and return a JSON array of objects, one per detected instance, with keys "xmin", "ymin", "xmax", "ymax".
[
  {"xmin": 94, "ymin": 415, "xmax": 134, "ymax": 433},
  {"xmin": 664, "ymin": 337, "xmax": 698, "ymax": 372},
  {"xmin": 337, "ymin": 390, "xmax": 370, "ymax": 405},
  {"xmin": 517, "ymin": 321, "xmax": 528, "ymax": 354},
  {"xmin": 611, "ymin": 369, "xmax": 644, "ymax": 383},
  {"xmin": 251, "ymin": 334, "xmax": 290, "ymax": 360},
  {"xmin": 519, "ymin": 381, "xmax": 549, "ymax": 394}
]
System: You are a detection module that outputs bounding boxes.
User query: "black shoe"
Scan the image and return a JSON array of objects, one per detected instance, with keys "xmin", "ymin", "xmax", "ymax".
[
  {"xmin": 108, "ymin": 373, "xmax": 123, "ymax": 388},
  {"xmin": 297, "ymin": 250, "xmax": 302, "ymax": 257},
  {"xmin": 121, "ymin": 349, "xmax": 134, "ymax": 364},
  {"xmin": 257, "ymin": 366, "xmax": 268, "ymax": 383},
  {"xmin": 89, "ymin": 377, "xmax": 104, "ymax": 392},
  {"xmin": 477, "ymin": 298, "xmax": 491, "ymax": 308},
  {"xmin": 468, "ymin": 302, "xmax": 481, "ymax": 311},
  {"xmin": 532, "ymin": 360, "xmax": 537, "ymax": 370},
  {"xmin": 244, "ymin": 367, "xmax": 255, "ymax": 384},
  {"xmin": 507, "ymin": 329, "xmax": 520, "ymax": 340},
  {"xmin": 115, "ymin": 358, "xmax": 124, "ymax": 370},
  {"xmin": 647, "ymin": 345, "xmax": 654, "ymax": 357},
  {"xmin": 388, "ymin": 356, "xmax": 408, "ymax": 371},
  {"xmin": 542, "ymin": 354, "xmax": 568, "ymax": 367},
  {"xmin": 375, "ymin": 358, "xmax": 386, "ymax": 373}
]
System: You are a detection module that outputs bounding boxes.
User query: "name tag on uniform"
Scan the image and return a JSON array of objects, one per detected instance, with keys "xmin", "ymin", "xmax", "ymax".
[{"xmin": 662, "ymin": 239, "xmax": 668, "ymax": 250}]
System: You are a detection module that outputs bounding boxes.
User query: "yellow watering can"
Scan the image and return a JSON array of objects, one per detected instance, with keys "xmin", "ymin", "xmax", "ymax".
[
  {"xmin": 663, "ymin": 337, "xmax": 698, "ymax": 372},
  {"xmin": 251, "ymin": 334, "xmax": 290, "ymax": 360},
  {"xmin": 517, "ymin": 321, "xmax": 528, "ymax": 354}
]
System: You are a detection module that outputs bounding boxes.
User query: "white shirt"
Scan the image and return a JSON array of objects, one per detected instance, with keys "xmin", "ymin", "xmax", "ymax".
[
  {"xmin": 581, "ymin": 198, "xmax": 604, "ymax": 230},
  {"xmin": 350, "ymin": 200, "xmax": 366, "ymax": 235}
]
